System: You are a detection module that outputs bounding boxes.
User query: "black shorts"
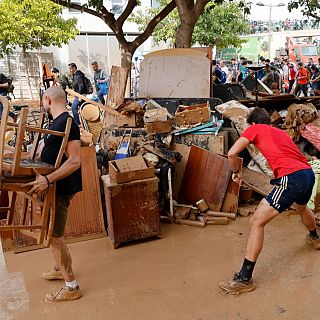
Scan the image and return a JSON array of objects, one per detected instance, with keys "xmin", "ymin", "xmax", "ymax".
[{"xmin": 265, "ymin": 169, "xmax": 315, "ymax": 213}]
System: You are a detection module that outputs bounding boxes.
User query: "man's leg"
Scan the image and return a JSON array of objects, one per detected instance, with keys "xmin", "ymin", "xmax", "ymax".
[
  {"xmin": 44, "ymin": 195, "xmax": 81, "ymax": 302},
  {"xmin": 218, "ymin": 199, "xmax": 279, "ymax": 294},
  {"xmin": 294, "ymin": 83, "xmax": 301, "ymax": 96},
  {"xmin": 294, "ymin": 203, "xmax": 320, "ymax": 249},
  {"xmin": 71, "ymin": 97, "xmax": 81, "ymax": 125},
  {"xmin": 244, "ymin": 199, "xmax": 279, "ymax": 261},
  {"xmin": 301, "ymin": 84, "xmax": 308, "ymax": 97},
  {"xmin": 50, "ymin": 236, "xmax": 75, "ymax": 282}
]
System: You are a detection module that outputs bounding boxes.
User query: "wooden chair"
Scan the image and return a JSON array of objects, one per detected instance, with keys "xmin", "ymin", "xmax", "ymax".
[
  {"xmin": 0, "ymin": 96, "xmax": 71, "ymax": 251},
  {"xmin": 0, "ymin": 96, "xmax": 71, "ymax": 180}
]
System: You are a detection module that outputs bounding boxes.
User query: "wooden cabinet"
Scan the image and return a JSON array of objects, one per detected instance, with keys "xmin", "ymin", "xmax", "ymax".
[{"xmin": 102, "ymin": 175, "xmax": 160, "ymax": 248}]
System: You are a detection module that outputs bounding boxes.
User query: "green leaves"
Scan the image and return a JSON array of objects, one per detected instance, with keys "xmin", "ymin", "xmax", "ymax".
[
  {"xmin": 288, "ymin": 0, "xmax": 320, "ymax": 19},
  {"xmin": 193, "ymin": 1, "xmax": 250, "ymax": 49},
  {"xmin": 0, "ymin": 0, "xmax": 79, "ymax": 57},
  {"xmin": 130, "ymin": 0, "xmax": 250, "ymax": 49}
]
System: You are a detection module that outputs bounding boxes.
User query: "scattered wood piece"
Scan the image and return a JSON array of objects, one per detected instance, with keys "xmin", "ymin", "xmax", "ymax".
[
  {"xmin": 205, "ymin": 211, "xmax": 236, "ymax": 220},
  {"xmin": 106, "ymin": 66, "xmax": 129, "ymax": 110},
  {"xmin": 66, "ymin": 88, "xmax": 120, "ymax": 116},
  {"xmin": 238, "ymin": 208, "xmax": 250, "ymax": 217},
  {"xmin": 196, "ymin": 199, "xmax": 209, "ymax": 213},
  {"xmin": 145, "ymin": 120, "xmax": 172, "ymax": 135},
  {"xmin": 175, "ymin": 103, "xmax": 210, "ymax": 127},
  {"xmin": 221, "ymin": 157, "xmax": 243, "ymax": 213},
  {"xmin": 173, "ymin": 204, "xmax": 193, "ymax": 219},
  {"xmin": 242, "ymin": 168, "xmax": 272, "ymax": 196},
  {"xmin": 206, "ymin": 217, "xmax": 228, "ymax": 225},
  {"xmin": 179, "ymin": 145, "xmax": 231, "ymax": 211},
  {"xmin": 175, "ymin": 218, "xmax": 205, "ymax": 227}
]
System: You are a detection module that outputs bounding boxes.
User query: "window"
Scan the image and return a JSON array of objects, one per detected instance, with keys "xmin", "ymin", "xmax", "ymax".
[{"xmin": 301, "ymin": 46, "xmax": 318, "ymax": 56}]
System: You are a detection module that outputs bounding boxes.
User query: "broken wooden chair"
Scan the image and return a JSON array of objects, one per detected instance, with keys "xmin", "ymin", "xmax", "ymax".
[{"xmin": 0, "ymin": 96, "xmax": 72, "ymax": 251}]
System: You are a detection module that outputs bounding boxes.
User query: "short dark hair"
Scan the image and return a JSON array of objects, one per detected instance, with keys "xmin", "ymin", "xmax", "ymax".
[
  {"xmin": 212, "ymin": 60, "xmax": 217, "ymax": 66},
  {"xmin": 68, "ymin": 63, "xmax": 77, "ymax": 69},
  {"xmin": 92, "ymin": 61, "xmax": 98, "ymax": 65},
  {"xmin": 247, "ymin": 107, "xmax": 270, "ymax": 125},
  {"xmin": 51, "ymin": 67, "xmax": 59, "ymax": 73},
  {"xmin": 298, "ymin": 62, "xmax": 303, "ymax": 67}
]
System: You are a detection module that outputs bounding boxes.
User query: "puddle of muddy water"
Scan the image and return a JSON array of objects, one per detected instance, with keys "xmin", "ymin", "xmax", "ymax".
[{"xmin": 0, "ymin": 241, "xmax": 29, "ymax": 320}]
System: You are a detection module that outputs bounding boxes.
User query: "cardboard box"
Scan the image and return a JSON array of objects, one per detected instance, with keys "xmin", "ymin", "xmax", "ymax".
[
  {"xmin": 175, "ymin": 103, "xmax": 210, "ymax": 127},
  {"xmin": 145, "ymin": 120, "xmax": 172, "ymax": 135},
  {"xmin": 109, "ymin": 156, "xmax": 155, "ymax": 184}
]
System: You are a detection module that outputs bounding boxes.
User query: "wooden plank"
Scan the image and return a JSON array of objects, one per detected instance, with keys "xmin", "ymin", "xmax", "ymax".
[
  {"xmin": 171, "ymin": 144, "xmax": 191, "ymax": 200},
  {"xmin": 0, "ymin": 96, "xmax": 10, "ymax": 189},
  {"xmin": 221, "ymin": 158, "xmax": 243, "ymax": 213},
  {"xmin": 106, "ymin": 66, "xmax": 129, "ymax": 110},
  {"xmin": 66, "ymin": 88, "xmax": 121, "ymax": 116},
  {"xmin": 65, "ymin": 146, "xmax": 105, "ymax": 238},
  {"xmin": 242, "ymin": 168, "xmax": 273, "ymax": 196},
  {"xmin": 179, "ymin": 145, "xmax": 231, "ymax": 211},
  {"xmin": 12, "ymin": 107, "xmax": 28, "ymax": 176}
]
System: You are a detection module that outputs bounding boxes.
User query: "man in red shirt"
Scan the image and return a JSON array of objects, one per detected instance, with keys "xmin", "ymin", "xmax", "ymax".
[
  {"xmin": 219, "ymin": 107, "xmax": 318, "ymax": 295},
  {"xmin": 294, "ymin": 62, "xmax": 308, "ymax": 96}
]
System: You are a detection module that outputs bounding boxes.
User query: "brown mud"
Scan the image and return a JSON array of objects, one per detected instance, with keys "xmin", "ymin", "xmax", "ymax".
[{"xmin": 2, "ymin": 213, "xmax": 320, "ymax": 320}]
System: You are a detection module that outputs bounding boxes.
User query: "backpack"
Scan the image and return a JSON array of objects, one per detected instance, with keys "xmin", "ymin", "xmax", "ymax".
[
  {"xmin": 213, "ymin": 68, "xmax": 227, "ymax": 84},
  {"xmin": 220, "ymin": 70, "xmax": 227, "ymax": 84},
  {"xmin": 84, "ymin": 75, "xmax": 93, "ymax": 94}
]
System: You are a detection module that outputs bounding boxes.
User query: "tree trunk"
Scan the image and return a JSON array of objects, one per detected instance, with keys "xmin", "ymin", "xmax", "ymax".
[
  {"xmin": 22, "ymin": 48, "xmax": 34, "ymax": 100},
  {"xmin": 175, "ymin": 21, "xmax": 196, "ymax": 48},
  {"xmin": 120, "ymin": 44, "xmax": 133, "ymax": 98}
]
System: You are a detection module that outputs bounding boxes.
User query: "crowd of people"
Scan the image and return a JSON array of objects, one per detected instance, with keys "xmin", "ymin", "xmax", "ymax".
[
  {"xmin": 249, "ymin": 19, "xmax": 320, "ymax": 34},
  {"xmin": 212, "ymin": 56, "xmax": 320, "ymax": 97}
]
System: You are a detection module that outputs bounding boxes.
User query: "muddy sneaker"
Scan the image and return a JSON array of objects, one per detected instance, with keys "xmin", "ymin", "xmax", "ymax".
[
  {"xmin": 42, "ymin": 266, "xmax": 64, "ymax": 280},
  {"xmin": 218, "ymin": 272, "xmax": 256, "ymax": 295},
  {"xmin": 45, "ymin": 285, "xmax": 82, "ymax": 302},
  {"xmin": 306, "ymin": 234, "xmax": 320, "ymax": 250}
]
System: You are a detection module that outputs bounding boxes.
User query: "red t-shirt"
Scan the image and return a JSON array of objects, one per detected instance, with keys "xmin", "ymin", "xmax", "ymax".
[
  {"xmin": 297, "ymin": 67, "xmax": 308, "ymax": 85},
  {"xmin": 241, "ymin": 124, "xmax": 310, "ymax": 178}
]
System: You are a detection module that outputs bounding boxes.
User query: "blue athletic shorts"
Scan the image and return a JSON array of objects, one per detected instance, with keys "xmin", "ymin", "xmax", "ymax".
[{"xmin": 265, "ymin": 169, "xmax": 315, "ymax": 213}]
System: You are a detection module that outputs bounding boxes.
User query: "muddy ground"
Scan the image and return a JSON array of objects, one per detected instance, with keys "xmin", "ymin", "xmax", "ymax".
[{"xmin": 2, "ymin": 212, "xmax": 320, "ymax": 320}]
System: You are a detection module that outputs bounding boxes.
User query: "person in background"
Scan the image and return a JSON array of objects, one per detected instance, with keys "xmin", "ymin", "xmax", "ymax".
[
  {"xmin": 220, "ymin": 60, "xmax": 230, "ymax": 83},
  {"xmin": 288, "ymin": 63, "xmax": 297, "ymax": 93},
  {"xmin": 310, "ymin": 65, "xmax": 320, "ymax": 96},
  {"xmin": 51, "ymin": 68, "xmax": 69, "ymax": 91},
  {"xmin": 131, "ymin": 62, "xmax": 140, "ymax": 98},
  {"xmin": 92, "ymin": 61, "xmax": 108, "ymax": 105},
  {"xmin": 0, "ymin": 73, "xmax": 9, "ymax": 119},
  {"xmin": 231, "ymin": 58, "xmax": 238, "ymax": 82},
  {"xmin": 212, "ymin": 60, "xmax": 226, "ymax": 85},
  {"xmin": 68, "ymin": 63, "xmax": 86, "ymax": 126},
  {"xmin": 294, "ymin": 62, "xmax": 308, "ymax": 97},
  {"xmin": 261, "ymin": 64, "xmax": 274, "ymax": 90}
]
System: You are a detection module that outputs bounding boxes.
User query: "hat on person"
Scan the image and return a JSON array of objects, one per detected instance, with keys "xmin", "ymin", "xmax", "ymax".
[{"xmin": 81, "ymin": 104, "xmax": 100, "ymax": 122}]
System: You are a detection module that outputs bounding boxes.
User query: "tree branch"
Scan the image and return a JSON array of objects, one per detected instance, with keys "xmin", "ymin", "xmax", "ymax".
[
  {"xmin": 194, "ymin": 0, "xmax": 211, "ymax": 16},
  {"xmin": 306, "ymin": 0, "xmax": 320, "ymax": 19},
  {"xmin": 117, "ymin": 0, "xmax": 138, "ymax": 28},
  {"xmin": 50, "ymin": 0, "xmax": 101, "ymax": 19},
  {"xmin": 131, "ymin": 0, "xmax": 177, "ymax": 52}
]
